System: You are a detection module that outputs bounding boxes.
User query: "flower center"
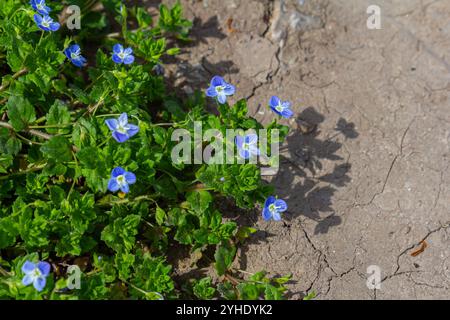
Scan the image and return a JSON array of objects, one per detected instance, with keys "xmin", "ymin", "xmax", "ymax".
[
  {"xmin": 41, "ymin": 17, "xmax": 51, "ymax": 27},
  {"xmin": 118, "ymin": 52, "xmax": 126, "ymax": 60},
  {"xmin": 37, "ymin": 4, "xmax": 44, "ymax": 10},
  {"xmin": 116, "ymin": 175, "xmax": 126, "ymax": 185},
  {"xmin": 268, "ymin": 203, "xmax": 277, "ymax": 213},
  {"xmin": 70, "ymin": 52, "xmax": 79, "ymax": 60},
  {"xmin": 275, "ymin": 104, "xmax": 284, "ymax": 112},
  {"xmin": 32, "ymin": 268, "xmax": 42, "ymax": 278},
  {"xmin": 216, "ymin": 85, "xmax": 225, "ymax": 93},
  {"xmin": 242, "ymin": 142, "xmax": 250, "ymax": 150},
  {"xmin": 116, "ymin": 124, "xmax": 128, "ymax": 134}
]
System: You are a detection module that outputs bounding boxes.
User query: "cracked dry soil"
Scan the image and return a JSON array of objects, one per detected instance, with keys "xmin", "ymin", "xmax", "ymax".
[{"xmin": 147, "ymin": 0, "xmax": 450, "ymax": 299}]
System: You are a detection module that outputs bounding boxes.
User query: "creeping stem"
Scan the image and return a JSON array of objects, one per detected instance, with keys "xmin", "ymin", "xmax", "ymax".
[
  {"xmin": 0, "ymin": 68, "xmax": 28, "ymax": 93},
  {"xmin": 0, "ymin": 121, "xmax": 79, "ymax": 152}
]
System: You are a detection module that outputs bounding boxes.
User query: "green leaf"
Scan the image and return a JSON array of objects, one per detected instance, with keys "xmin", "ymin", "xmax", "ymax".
[
  {"xmin": 46, "ymin": 100, "xmax": 71, "ymax": 134},
  {"xmin": 77, "ymin": 147, "xmax": 99, "ymax": 169},
  {"xmin": 186, "ymin": 190, "xmax": 212, "ymax": 214},
  {"xmin": 214, "ymin": 241, "xmax": 236, "ymax": 276},
  {"xmin": 136, "ymin": 7, "xmax": 152, "ymax": 28},
  {"xmin": 193, "ymin": 277, "xmax": 216, "ymax": 299},
  {"xmin": 155, "ymin": 207, "xmax": 166, "ymax": 225},
  {"xmin": 6, "ymin": 96, "xmax": 36, "ymax": 131},
  {"xmin": 41, "ymin": 136, "xmax": 73, "ymax": 163},
  {"xmin": 101, "ymin": 215, "xmax": 141, "ymax": 253}
]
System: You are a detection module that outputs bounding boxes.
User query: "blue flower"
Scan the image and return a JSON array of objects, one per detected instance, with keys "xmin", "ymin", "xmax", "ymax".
[
  {"xmin": 262, "ymin": 197, "xmax": 287, "ymax": 221},
  {"xmin": 108, "ymin": 167, "xmax": 136, "ymax": 193},
  {"xmin": 269, "ymin": 96, "xmax": 294, "ymax": 118},
  {"xmin": 112, "ymin": 44, "xmax": 135, "ymax": 65},
  {"xmin": 33, "ymin": 14, "xmax": 60, "ymax": 32},
  {"xmin": 21, "ymin": 260, "xmax": 51, "ymax": 292},
  {"xmin": 64, "ymin": 44, "xmax": 87, "ymax": 68},
  {"xmin": 30, "ymin": 0, "xmax": 51, "ymax": 15},
  {"xmin": 206, "ymin": 76, "xmax": 235, "ymax": 104},
  {"xmin": 105, "ymin": 113, "xmax": 140, "ymax": 143},
  {"xmin": 235, "ymin": 133, "xmax": 260, "ymax": 159}
]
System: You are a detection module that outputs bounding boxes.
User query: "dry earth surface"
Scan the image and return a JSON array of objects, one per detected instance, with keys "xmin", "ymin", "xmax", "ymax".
[{"xmin": 144, "ymin": 0, "xmax": 450, "ymax": 299}]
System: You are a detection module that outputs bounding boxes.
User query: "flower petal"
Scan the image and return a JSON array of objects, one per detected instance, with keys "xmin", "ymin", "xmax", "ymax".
[
  {"xmin": 235, "ymin": 135, "xmax": 244, "ymax": 149},
  {"xmin": 22, "ymin": 274, "xmax": 34, "ymax": 286},
  {"xmin": 120, "ymin": 183, "xmax": 130, "ymax": 193},
  {"xmin": 248, "ymin": 145, "xmax": 260, "ymax": 156},
  {"xmin": 126, "ymin": 124, "xmax": 139, "ymax": 138},
  {"xmin": 264, "ymin": 196, "xmax": 276, "ymax": 208},
  {"xmin": 112, "ymin": 131, "xmax": 129, "ymax": 143},
  {"xmin": 113, "ymin": 44, "xmax": 123, "ymax": 54},
  {"xmin": 112, "ymin": 54, "xmax": 123, "ymax": 64},
  {"xmin": 70, "ymin": 44, "xmax": 80, "ymax": 53},
  {"xmin": 124, "ymin": 172, "xmax": 136, "ymax": 184},
  {"xmin": 238, "ymin": 148, "xmax": 250, "ymax": 159},
  {"xmin": 42, "ymin": 5, "xmax": 51, "ymax": 15},
  {"xmin": 274, "ymin": 199, "xmax": 288, "ymax": 212},
  {"xmin": 244, "ymin": 134, "xmax": 258, "ymax": 145},
  {"xmin": 72, "ymin": 57, "xmax": 86, "ymax": 68},
  {"xmin": 217, "ymin": 93, "xmax": 227, "ymax": 104},
  {"xmin": 107, "ymin": 178, "xmax": 120, "ymax": 192},
  {"xmin": 49, "ymin": 22, "xmax": 60, "ymax": 31},
  {"xmin": 33, "ymin": 14, "xmax": 43, "ymax": 25},
  {"xmin": 123, "ymin": 47, "xmax": 133, "ymax": 55},
  {"xmin": 269, "ymin": 96, "xmax": 281, "ymax": 108},
  {"xmin": 21, "ymin": 261, "xmax": 36, "ymax": 275},
  {"xmin": 223, "ymin": 84, "xmax": 235, "ymax": 96},
  {"xmin": 262, "ymin": 207, "xmax": 273, "ymax": 221},
  {"xmin": 111, "ymin": 167, "xmax": 126, "ymax": 178},
  {"xmin": 281, "ymin": 108, "xmax": 294, "ymax": 119},
  {"xmin": 64, "ymin": 48, "xmax": 71, "ymax": 59},
  {"xmin": 37, "ymin": 261, "xmax": 51, "ymax": 276},
  {"xmin": 123, "ymin": 55, "xmax": 135, "ymax": 65},
  {"xmin": 211, "ymin": 76, "xmax": 225, "ymax": 87},
  {"xmin": 205, "ymin": 86, "xmax": 218, "ymax": 97},
  {"xmin": 272, "ymin": 211, "xmax": 282, "ymax": 221},
  {"xmin": 118, "ymin": 113, "xmax": 128, "ymax": 126},
  {"xmin": 33, "ymin": 277, "xmax": 46, "ymax": 292},
  {"xmin": 105, "ymin": 119, "xmax": 118, "ymax": 131},
  {"xmin": 281, "ymin": 101, "xmax": 291, "ymax": 109}
]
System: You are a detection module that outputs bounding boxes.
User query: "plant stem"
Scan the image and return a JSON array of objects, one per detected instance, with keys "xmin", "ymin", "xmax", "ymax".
[
  {"xmin": 0, "ymin": 266, "xmax": 11, "ymax": 277},
  {"xmin": 0, "ymin": 121, "xmax": 79, "ymax": 152},
  {"xmin": 28, "ymin": 124, "xmax": 72, "ymax": 129},
  {"xmin": 0, "ymin": 68, "xmax": 28, "ymax": 92},
  {"xmin": 0, "ymin": 163, "xmax": 47, "ymax": 181}
]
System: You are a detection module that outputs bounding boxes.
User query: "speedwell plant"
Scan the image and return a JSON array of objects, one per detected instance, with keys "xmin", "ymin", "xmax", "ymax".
[{"xmin": 0, "ymin": 0, "xmax": 298, "ymax": 300}]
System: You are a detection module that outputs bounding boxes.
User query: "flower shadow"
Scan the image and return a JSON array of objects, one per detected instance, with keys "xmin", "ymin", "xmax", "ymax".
[{"xmin": 273, "ymin": 107, "xmax": 357, "ymax": 235}]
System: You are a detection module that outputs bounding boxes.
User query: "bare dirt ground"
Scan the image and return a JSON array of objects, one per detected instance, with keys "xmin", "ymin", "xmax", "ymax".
[{"xmin": 147, "ymin": 0, "xmax": 450, "ymax": 299}]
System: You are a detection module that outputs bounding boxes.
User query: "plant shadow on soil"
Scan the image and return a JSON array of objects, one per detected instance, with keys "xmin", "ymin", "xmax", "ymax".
[
  {"xmin": 235, "ymin": 107, "xmax": 358, "ymax": 295},
  {"xmin": 276, "ymin": 107, "xmax": 358, "ymax": 233}
]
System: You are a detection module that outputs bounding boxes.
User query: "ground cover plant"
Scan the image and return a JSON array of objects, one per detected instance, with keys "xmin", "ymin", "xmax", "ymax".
[{"xmin": 0, "ymin": 0, "xmax": 300, "ymax": 300}]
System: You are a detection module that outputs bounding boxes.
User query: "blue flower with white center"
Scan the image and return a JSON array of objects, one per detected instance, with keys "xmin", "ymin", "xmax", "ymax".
[
  {"xmin": 33, "ymin": 14, "xmax": 60, "ymax": 32},
  {"xmin": 108, "ymin": 167, "xmax": 136, "ymax": 193},
  {"xmin": 262, "ymin": 196, "xmax": 287, "ymax": 221},
  {"xmin": 206, "ymin": 76, "xmax": 235, "ymax": 104},
  {"xmin": 105, "ymin": 113, "xmax": 140, "ymax": 143},
  {"xmin": 21, "ymin": 260, "xmax": 51, "ymax": 292},
  {"xmin": 64, "ymin": 44, "xmax": 87, "ymax": 68},
  {"xmin": 112, "ymin": 44, "xmax": 135, "ymax": 65},
  {"xmin": 235, "ymin": 133, "xmax": 260, "ymax": 159},
  {"xmin": 30, "ymin": 0, "xmax": 51, "ymax": 15},
  {"xmin": 269, "ymin": 96, "xmax": 294, "ymax": 119}
]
